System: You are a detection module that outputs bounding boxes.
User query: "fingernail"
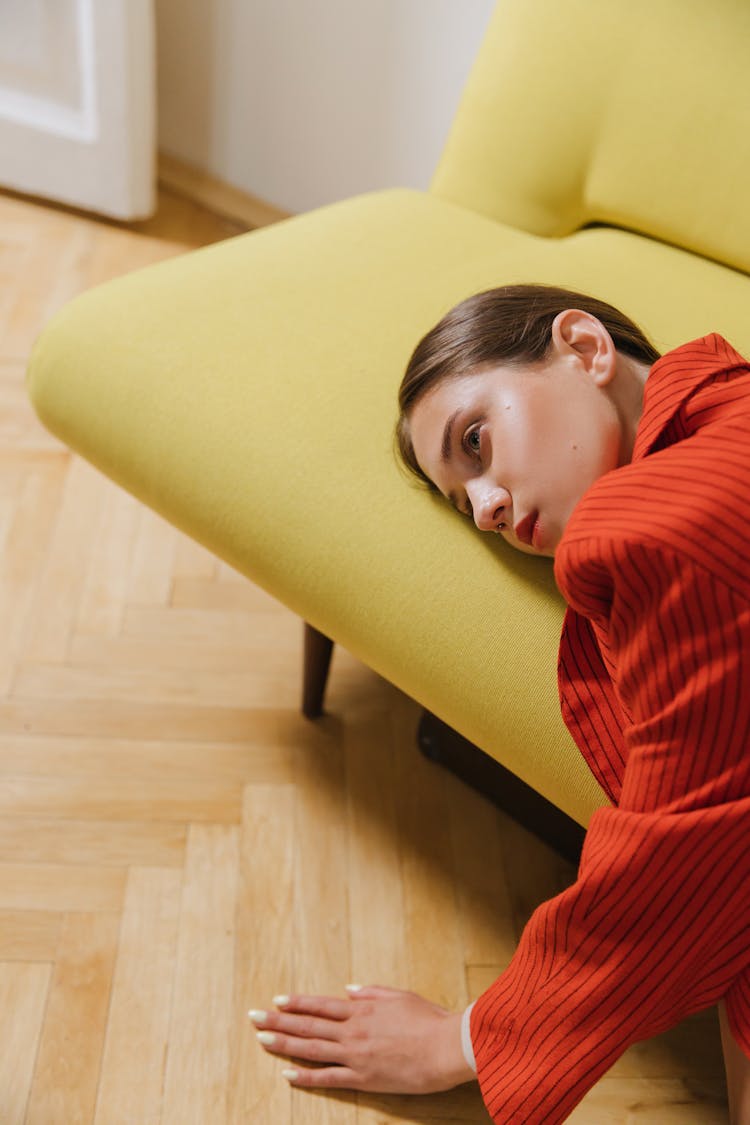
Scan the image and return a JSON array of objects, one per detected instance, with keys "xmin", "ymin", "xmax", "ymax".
[
  {"xmin": 346, "ymin": 983, "xmax": 363, "ymax": 992},
  {"xmin": 256, "ymin": 1031, "xmax": 276, "ymax": 1046},
  {"xmin": 282, "ymin": 1068, "xmax": 298, "ymax": 1082},
  {"xmin": 248, "ymin": 1009, "xmax": 267, "ymax": 1024},
  {"xmin": 273, "ymin": 994, "xmax": 290, "ymax": 1006}
]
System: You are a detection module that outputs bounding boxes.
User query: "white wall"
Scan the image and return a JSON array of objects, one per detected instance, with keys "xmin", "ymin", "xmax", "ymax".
[{"xmin": 155, "ymin": 0, "xmax": 495, "ymax": 214}]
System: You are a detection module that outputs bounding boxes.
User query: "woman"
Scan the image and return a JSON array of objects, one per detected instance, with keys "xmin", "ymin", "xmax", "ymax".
[{"xmin": 252, "ymin": 285, "xmax": 750, "ymax": 1124}]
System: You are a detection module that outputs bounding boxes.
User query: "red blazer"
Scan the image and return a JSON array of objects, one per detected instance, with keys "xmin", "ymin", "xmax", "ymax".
[{"xmin": 471, "ymin": 335, "xmax": 750, "ymax": 1123}]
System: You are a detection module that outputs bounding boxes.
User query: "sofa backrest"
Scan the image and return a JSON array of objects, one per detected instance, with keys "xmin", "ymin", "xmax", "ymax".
[{"xmin": 431, "ymin": 0, "xmax": 750, "ymax": 274}]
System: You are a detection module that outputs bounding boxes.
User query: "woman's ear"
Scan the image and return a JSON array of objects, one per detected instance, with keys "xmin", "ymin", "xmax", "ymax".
[{"xmin": 550, "ymin": 309, "xmax": 616, "ymax": 386}]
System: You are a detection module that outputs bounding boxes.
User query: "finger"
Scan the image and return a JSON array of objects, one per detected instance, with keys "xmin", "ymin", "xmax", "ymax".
[
  {"xmin": 255, "ymin": 1030, "xmax": 345, "ymax": 1065},
  {"xmin": 282, "ymin": 1064, "xmax": 362, "ymax": 1090},
  {"xmin": 250, "ymin": 1009, "xmax": 344, "ymax": 1041},
  {"xmin": 345, "ymin": 984, "xmax": 410, "ymax": 1000},
  {"xmin": 271, "ymin": 994, "xmax": 353, "ymax": 1020}
]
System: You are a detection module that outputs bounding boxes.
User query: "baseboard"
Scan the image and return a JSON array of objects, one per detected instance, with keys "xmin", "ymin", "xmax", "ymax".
[{"xmin": 157, "ymin": 152, "xmax": 292, "ymax": 230}]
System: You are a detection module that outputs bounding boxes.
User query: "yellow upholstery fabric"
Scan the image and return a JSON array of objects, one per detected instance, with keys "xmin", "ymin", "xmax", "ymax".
[
  {"xmin": 27, "ymin": 1, "xmax": 750, "ymax": 828},
  {"xmin": 432, "ymin": 0, "xmax": 750, "ymax": 273}
]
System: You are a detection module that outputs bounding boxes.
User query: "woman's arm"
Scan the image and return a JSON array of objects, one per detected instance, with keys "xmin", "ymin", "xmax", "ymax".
[{"xmin": 471, "ymin": 544, "xmax": 750, "ymax": 1122}]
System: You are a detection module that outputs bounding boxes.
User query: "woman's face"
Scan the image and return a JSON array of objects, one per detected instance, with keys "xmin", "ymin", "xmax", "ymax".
[{"xmin": 407, "ymin": 334, "xmax": 627, "ymax": 558}]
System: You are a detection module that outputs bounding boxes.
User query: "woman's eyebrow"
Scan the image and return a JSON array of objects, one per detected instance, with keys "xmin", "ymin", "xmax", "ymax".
[{"xmin": 441, "ymin": 409, "xmax": 461, "ymax": 462}]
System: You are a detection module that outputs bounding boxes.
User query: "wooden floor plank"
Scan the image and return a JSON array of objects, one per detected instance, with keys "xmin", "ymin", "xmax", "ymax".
[
  {"xmin": 121, "ymin": 603, "xmax": 296, "ymax": 643},
  {"xmin": 173, "ymin": 534, "xmax": 218, "ymax": 581},
  {"xmin": 161, "ymin": 825, "xmax": 240, "ymax": 1125},
  {"xmin": 0, "ymin": 961, "xmax": 52, "ymax": 1125},
  {"xmin": 25, "ymin": 912, "xmax": 120, "ymax": 1125},
  {"xmin": 447, "ymin": 775, "xmax": 518, "ymax": 973},
  {"xmin": 3, "ymin": 209, "xmax": 88, "ymax": 359},
  {"xmin": 0, "ymin": 733, "xmax": 297, "ymax": 783},
  {"xmin": 344, "ymin": 705, "xmax": 408, "ymax": 990},
  {"xmin": 94, "ymin": 867, "xmax": 182, "ymax": 1125},
  {"xmin": 495, "ymin": 812, "xmax": 576, "ymax": 944},
  {"xmin": 0, "ymin": 697, "xmax": 287, "ymax": 743},
  {"xmin": 290, "ymin": 719, "xmax": 358, "ymax": 1125},
  {"xmin": 171, "ymin": 574, "xmax": 295, "ymax": 613},
  {"xmin": 0, "ymin": 461, "xmax": 67, "ymax": 695},
  {"xmin": 12, "ymin": 659, "xmax": 301, "ymax": 709},
  {"xmin": 0, "ymin": 771, "xmax": 243, "ymax": 824},
  {"xmin": 75, "ymin": 486, "xmax": 141, "ymax": 639},
  {"xmin": 0, "ymin": 863, "xmax": 125, "ymax": 913},
  {"xmin": 69, "ymin": 626, "xmax": 302, "ymax": 670},
  {"xmin": 22, "ymin": 458, "xmax": 106, "ymax": 665},
  {"xmin": 392, "ymin": 697, "xmax": 467, "ymax": 1015},
  {"xmin": 0, "ymin": 817, "xmax": 185, "ymax": 867},
  {"xmin": 127, "ymin": 505, "xmax": 179, "ymax": 607},
  {"xmin": 227, "ymin": 785, "xmax": 295, "ymax": 1124},
  {"xmin": 0, "ymin": 910, "xmax": 63, "ymax": 960},
  {"xmin": 570, "ymin": 1075, "xmax": 728, "ymax": 1123}
]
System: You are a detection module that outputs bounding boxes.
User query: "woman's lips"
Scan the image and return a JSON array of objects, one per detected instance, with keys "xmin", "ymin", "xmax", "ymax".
[{"xmin": 514, "ymin": 510, "xmax": 538, "ymax": 546}]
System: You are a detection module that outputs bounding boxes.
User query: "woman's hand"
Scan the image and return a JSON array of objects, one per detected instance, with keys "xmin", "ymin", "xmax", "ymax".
[{"xmin": 249, "ymin": 984, "xmax": 476, "ymax": 1094}]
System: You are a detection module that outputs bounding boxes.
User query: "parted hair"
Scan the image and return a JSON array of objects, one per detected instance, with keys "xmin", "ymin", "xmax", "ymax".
[{"xmin": 395, "ymin": 284, "xmax": 660, "ymax": 486}]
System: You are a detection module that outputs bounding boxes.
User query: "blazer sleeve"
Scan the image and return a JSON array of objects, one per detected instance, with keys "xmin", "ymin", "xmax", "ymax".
[{"xmin": 471, "ymin": 542, "xmax": 750, "ymax": 1125}]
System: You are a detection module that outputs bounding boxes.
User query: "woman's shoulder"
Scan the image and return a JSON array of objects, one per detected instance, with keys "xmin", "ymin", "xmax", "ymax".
[{"xmin": 557, "ymin": 453, "xmax": 750, "ymax": 601}]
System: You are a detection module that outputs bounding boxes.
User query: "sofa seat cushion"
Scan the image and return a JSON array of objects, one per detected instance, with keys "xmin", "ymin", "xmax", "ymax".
[{"xmin": 27, "ymin": 187, "xmax": 750, "ymax": 826}]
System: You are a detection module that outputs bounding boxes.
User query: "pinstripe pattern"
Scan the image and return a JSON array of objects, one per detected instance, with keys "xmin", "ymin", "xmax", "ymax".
[{"xmin": 471, "ymin": 335, "xmax": 750, "ymax": 1123}]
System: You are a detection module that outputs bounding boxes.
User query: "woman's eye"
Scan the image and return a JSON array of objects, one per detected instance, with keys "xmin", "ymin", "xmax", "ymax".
[{"xmin": 465, "ymin": 428, "xmax": 481, "ymax": 456}]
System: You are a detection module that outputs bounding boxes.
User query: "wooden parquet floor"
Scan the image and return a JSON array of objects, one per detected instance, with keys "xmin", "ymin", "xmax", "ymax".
[{"xmin": 0, "ymin": 186, "xmax": 729, "ymax": 1123}]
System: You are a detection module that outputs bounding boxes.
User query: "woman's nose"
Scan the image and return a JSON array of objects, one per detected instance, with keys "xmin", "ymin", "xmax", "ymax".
[{"xmin": 468, "ymin": 482, "xmax": 511, "ymax": 532}]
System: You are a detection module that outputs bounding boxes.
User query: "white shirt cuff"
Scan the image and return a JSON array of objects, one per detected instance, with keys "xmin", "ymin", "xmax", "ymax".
[{"xmin": 461, "ymin": 1001, "xmax": 477, "ymax": 1072}]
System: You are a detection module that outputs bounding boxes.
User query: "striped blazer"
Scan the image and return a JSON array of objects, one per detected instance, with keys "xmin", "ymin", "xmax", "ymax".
[{"xmin": 471, "ymin": 335, "xmax": 750, "ymax": 1123}]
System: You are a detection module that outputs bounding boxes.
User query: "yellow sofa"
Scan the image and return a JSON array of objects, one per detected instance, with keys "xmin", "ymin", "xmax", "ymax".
[{"xmin": 27, "ymin": 0, "xmax": 750, "ymax": 843}]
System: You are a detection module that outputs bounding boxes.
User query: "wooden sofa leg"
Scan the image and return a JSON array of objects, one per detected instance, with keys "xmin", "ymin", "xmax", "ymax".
[
  {"xmin": 417, "ymin": 709, "xmax": 585, "ymax": 865},
  {"xmin": 302, "ymin": 622, "xmax": 334, "ymax": 719}
]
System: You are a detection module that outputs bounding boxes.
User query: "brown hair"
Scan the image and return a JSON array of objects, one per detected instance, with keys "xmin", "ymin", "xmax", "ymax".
[{"xmin": 396, "ymin": 284, "xmax": 660, "ymax": 485}]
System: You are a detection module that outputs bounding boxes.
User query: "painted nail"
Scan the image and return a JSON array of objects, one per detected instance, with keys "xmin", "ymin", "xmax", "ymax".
[
  {"xmin": 273, "ymin": 994, "xmax": 290, "ymax": 1006},
  {"xmin": 256, "ymin": 1031, "xmax": 276, "ymax": 1046},
  {"xmin": 282, "ymin": 1068, "xmax": 299, "ymax": 1081},
  {"xmin": 345, "ymin": 983, "xmax": 363, "ymax": 993},
  {"xmin": 248, "ymin": 1009, "xmax": 267, "ymax": 1024}
]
